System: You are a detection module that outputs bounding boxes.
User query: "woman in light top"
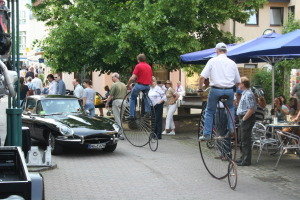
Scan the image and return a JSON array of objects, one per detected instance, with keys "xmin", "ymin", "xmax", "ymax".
[
  {"xmin": 82, "ymin": 80, "xmax": 96, "ymax": 117},
  {"xmin": 162, "ymin": 80, "xmax": 179, "ymax": 135},
  {"xmin": 148, "ymin": 77, "xmax": 165, "ymax": 139}
]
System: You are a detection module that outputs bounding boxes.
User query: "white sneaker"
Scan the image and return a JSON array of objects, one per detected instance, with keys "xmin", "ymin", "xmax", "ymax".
[
  {"xmin": 168, "ymin": 131, "xmax": 175, "ymax": 135},
  {"xmin": 162, "ymin": 130, "xmax": 167, "ymax": 135}
]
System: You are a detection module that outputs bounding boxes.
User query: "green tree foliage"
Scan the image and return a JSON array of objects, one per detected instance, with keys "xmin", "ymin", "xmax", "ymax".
[
  {"xmin": 30, "ymin": 0, "xmax": 266, "ymax": 74},
  {"xmin": 278, "ymin": 14, "xmax": 300, "ymax": 98}
]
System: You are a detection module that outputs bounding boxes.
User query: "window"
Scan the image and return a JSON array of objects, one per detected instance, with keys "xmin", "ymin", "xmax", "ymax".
[
  {"xmin": 246, "ymin": 9, "xmax": 259, "ymax": 25},
  {"xmin": 288, "ymin": 6, "xmax": 295, "ymax": 18},
  {"xmin": 20, "ymin": 11, "xmax": 26, "ymax": 24},
  {"xmin": 36, "ymin": 101, "xmax": 44, "ymax": 115},
  {"xmin": 270, "ymin": 7, "xmax": 284, "ymax": 26},
  {"xmin": 19, "ymin": 31, "xmax": 26, "ymax": 51},
  {"xmin": 25, "ymin": 99, "xmax": 36, "ymax": 112}
]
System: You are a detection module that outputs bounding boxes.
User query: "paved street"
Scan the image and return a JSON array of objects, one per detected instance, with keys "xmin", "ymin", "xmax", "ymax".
[{"xmin": 1, "ymin": 98, "xmax": 300, "ymax": 200}]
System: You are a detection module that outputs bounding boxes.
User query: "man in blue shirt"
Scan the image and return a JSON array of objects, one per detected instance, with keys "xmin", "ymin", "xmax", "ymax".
[
  {"xmin": 54, "ymin": 74, "xmax": 66, "ymax": 95},
  {"xmin": 236, "ymin": 77, "xmax": 257, "ymax": 166}
]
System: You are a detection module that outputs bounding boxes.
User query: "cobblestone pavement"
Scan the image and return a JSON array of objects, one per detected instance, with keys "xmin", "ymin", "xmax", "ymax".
[{"xmin": 1, "ymin": 98, "xmax": 299, "ymax": 200}]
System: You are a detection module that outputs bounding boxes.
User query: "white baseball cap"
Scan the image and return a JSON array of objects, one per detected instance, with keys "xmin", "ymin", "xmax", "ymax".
[{"xmin": 215, "ymin": 42, "xmax": 227, "ymax": 50}]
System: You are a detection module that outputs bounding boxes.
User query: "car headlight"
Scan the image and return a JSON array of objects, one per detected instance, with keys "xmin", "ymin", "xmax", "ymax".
[
  {"xmin": 112, "ymin": 124, "xmax": 121, "ymax": 133},
  {"xmin": 58, "ymin": 125, "xmax": 74, "ymax": 136}
]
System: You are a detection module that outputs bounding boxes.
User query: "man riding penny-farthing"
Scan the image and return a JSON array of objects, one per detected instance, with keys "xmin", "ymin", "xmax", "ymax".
[
  {"xmin": 120, "ymin": 54, "xmax": 158, "ymax": 151},
  {"xmin": 198, "ymin": 43, "xmax": 241, "ymax": 190}
]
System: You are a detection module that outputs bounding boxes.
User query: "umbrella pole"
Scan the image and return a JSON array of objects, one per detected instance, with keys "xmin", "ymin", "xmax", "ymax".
[{"xmin": 272, "ymin": 64, "xmax": 275, "ymax": 110}]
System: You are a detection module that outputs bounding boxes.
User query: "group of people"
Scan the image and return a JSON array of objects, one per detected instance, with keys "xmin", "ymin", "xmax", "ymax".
[{"xmin": 20, "ymin": 72, "xmax": 66, "ymax": 103}]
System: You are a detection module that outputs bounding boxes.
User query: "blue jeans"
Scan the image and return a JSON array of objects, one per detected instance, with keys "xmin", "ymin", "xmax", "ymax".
[
  {"xmin": 203, "ymin": 88, "xmax": 235, "ymax": 135},
  {"xmin": 85, "ymin": 103, "xmax": 95, "ymax": 117},
  {"xmin": 129, "ymin": 84, "xmax": 150, "ymax": 117}
]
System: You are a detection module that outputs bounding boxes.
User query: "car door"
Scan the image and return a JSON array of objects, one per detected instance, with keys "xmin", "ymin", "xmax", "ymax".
[{"xmin": 22, "ymin": 98, "xmax": 38, "ymax": 140}]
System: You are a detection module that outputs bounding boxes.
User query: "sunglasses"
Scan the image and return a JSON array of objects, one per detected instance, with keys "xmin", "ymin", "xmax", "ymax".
[{"xmin": 54, "ymin": 77, "xmax": 58, "ymax": 78}]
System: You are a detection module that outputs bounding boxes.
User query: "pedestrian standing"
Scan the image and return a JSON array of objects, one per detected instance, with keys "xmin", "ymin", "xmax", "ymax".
[
  {"xmin": 26, "ymin": 77, "xmax": 35, "ymax": 96},
  {"xmin": 126, "ymin": 54, "xmax": 153, "ymax": 119},
  {"xmin": 47, "ymin": 74, "xmax": 57, "ymax": 95},
  {"xmin": 54, "ymin": 74, "xmax": 66, "ymax": 95},
  {"xmin": 20, "ymin": 77, "xmax": 29, "ymax": 105},
  {"xmin": 25, "ymin": 67, "xmax": 35, "ymax": 79},
  {"xmin": 105, "ymin": 73, "xmax": 127, "ymax": 134},
  {"xmin": 198, "ymin": 42, "xmax": 241, "ymax": 141},
  {"xmin": 82, "ymin": 80, "xmax": 96, "ymax": 117},
  {"xmin": 32, "ymin": 74, "xmax": 43, "ymax": 95},
  {"xmin": 72, "ymin": 78, "xmax": 84, "ymax": 98},
  {"xmin": 176, "ymin": 81, "xmax": 185, "ymax": 100},
  {"xmin": 148, "ymin": 77, "xmax": 165, "ymax": 139},
  {"xmin": 162, "ymin": 80, "xmax": 179, "ymax": 135},
  {"xmin": 236, "ymin": 77, "xmax": 256, "ymax": 166}
]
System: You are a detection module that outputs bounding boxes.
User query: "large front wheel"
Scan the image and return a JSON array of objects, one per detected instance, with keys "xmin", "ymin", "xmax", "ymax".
[{"xmin": 120, "ymin": 91, "xmax": 156, "ymax": 148}]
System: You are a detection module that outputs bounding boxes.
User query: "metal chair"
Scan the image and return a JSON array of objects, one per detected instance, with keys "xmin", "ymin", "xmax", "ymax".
[
  {"xmin": 274, "ymin": 130, "xmax": 300, "ymax": 168},
  {"xmin": 251, "ymin": 122, "xmax": 279, "ymax": 163}
]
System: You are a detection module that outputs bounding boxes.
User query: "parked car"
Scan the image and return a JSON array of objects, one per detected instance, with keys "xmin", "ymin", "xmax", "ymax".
[{"xmin": 21, "ymin": 95, "xmax": 120, "ymax": 155}]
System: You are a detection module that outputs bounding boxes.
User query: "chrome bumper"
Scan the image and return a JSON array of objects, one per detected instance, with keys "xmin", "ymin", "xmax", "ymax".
[{"xmin": 56, "ymin": 134, "xmax": 119, "ymax": 144}]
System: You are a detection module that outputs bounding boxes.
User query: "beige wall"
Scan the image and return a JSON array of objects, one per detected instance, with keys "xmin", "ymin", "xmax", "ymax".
[
  {"xmin": 290, "ymin": 0, "xmax": 300, "ymax": 19},
  {"xmin": 62, "ymin": 71, "xmax": 113, "ymax": 96},
  {"xmin": 221, "ymin": 2, "xmax": 294, "ymax": 41}
]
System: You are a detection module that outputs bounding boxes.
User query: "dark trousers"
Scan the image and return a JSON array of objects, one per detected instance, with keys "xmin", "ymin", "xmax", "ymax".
[
  {"xmin": 239, "ymin": 114, "xmax": 255, "ymax": 164},
  {"xmin": 215, "ymin": 108, "xmax": 231, "ymax": 158},
  {"xmin": 154, "ymin": 102, "xmax": 164, "ymax": 139}
]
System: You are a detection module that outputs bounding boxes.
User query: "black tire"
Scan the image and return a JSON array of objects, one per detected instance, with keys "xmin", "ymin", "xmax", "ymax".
[
  {"xmin": 228, "ymin": 161, "xmax": 238, "ymax": 190},
  {"xmin": 198, "ymin": 104, "xmax": 237, "ymax": 180},
  {"xmin": 149, "ymin": 133, "xmax": 158, "ymax": 152},
  {"xmin": 103, "ymin": 143, "xmax": 117, "ymax": 152},
  {"xmin": 48, "ymin": 132, "xmax": 63, "ymax": 155},
  {"xmin": 120, "ymin": 91, "xmax": 156, "ymax": 148}
]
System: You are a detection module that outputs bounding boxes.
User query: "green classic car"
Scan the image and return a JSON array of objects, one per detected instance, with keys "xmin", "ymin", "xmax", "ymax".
[{"xmin": 22, "ymin": 95, "xmax": 120, "ymax": 155}]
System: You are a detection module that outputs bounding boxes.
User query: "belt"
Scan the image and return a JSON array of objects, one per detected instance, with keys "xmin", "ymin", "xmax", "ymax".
[
  {"xmin": 137, "ymin": 83, "xmax": 149, "ymax": 86},
  {"xmin": 212, "ymin": 86, "xmax": 234, "ymax": 90}
]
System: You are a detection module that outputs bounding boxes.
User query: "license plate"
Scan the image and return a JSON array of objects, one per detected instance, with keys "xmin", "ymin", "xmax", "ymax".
[{"xmin": 88, "ymin": 143, "xmax": 106, "ymax": 149}]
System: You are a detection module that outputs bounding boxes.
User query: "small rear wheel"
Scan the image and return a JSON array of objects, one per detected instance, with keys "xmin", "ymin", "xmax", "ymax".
[
  {"xmin": 48, "ymin": 132, "xmax": 63, "ymax": 155},
  {"xmin": 103, "ymin": 143, "xmax": 117, "ymax": 152},
  {"xmin": 228, "ymin": 161, "xmax": 238, "ymax": 190},
  {"xmin": 149, "ymin": 133, "xmax": 158, "ymax": 152}
]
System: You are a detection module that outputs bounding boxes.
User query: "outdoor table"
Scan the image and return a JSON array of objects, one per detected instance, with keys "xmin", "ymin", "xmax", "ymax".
[
  {"xmin": 267, "ymin": 122, "xmax": 300, "ymax": 132},
  {"xmin": 266, "ymin": 122, "xmax": 300, "ymax": 138},
  {"xmin": 266, "ymin": 123, "xmax": 300, "ymax": 168}
]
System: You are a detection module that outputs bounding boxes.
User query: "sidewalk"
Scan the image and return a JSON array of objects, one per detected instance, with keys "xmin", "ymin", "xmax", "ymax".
[{"xmin": 0, "ymin": 97, "xmax": 7, "ymax": 145}]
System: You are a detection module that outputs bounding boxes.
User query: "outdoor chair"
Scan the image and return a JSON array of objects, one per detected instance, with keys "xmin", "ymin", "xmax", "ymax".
[
  {"xmin": 274, "ymin": 130, "xmax": 300, "ymax": 168},
  {"xmin": 251, "ymin": 122, "xmax": 279, "ymax": 163}
]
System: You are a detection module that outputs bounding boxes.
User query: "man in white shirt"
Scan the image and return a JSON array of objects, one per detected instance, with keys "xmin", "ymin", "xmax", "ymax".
[
  {"xmin": 47, "ymin": 74, "xmax": 57, "ymax": 95},
  {"xmin": 199, "ymin": 42, "xmax": 241, "ymax": 141},
  {"xmin": 32, "ymin": 74, "xmax": 43, "ymax": 95},
  {"xmin": 72, "ymin": 78, "xmax": 84, "ymax": 98}
]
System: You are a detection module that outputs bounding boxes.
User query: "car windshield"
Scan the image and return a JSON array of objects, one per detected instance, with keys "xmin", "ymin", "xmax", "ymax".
[{"xmin": 41, "ymin": 99, "xmax": 83, "ymax": 115}]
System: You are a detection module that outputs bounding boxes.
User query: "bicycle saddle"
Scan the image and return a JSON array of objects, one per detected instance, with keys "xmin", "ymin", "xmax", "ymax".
[{"xmin": 219, "ymin": 95, "xmax": 229, "ymax": 102}]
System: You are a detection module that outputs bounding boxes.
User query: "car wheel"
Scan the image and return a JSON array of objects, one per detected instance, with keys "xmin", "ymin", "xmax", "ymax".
[
  {"xmin": 48, "ymin": 133, "xmax": 63, "ymax": 155},
  {"xmin": 103, "ymin": 143, "xmax": 117, "ymax": 153}
]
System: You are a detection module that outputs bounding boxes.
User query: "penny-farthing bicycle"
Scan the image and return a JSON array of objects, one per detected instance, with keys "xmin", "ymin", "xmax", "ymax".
[
  {"xmin": 120, "ymin": 89, "xmax": 158, "ymax": 151},
  {"xmin": 198, "ymin": 95, "xmax": 238, "ymax": 190}
]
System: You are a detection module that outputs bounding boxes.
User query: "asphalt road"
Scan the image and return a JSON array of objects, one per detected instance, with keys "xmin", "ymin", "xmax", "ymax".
[{"xmin": 0, "ymin": 97, "xmax": 299, "ymax": 200}]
